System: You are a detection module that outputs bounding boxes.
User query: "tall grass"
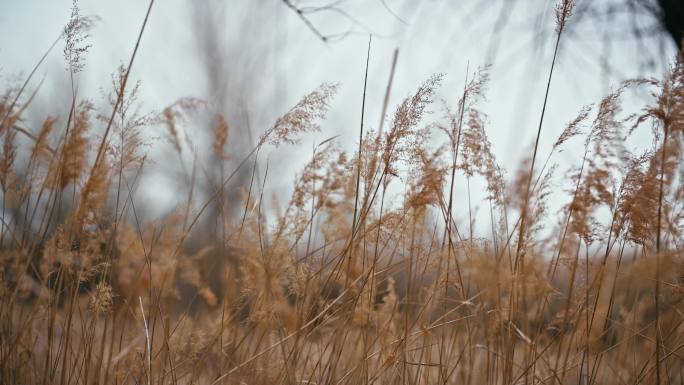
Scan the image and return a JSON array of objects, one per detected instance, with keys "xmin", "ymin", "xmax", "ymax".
[{"xmin": 1, "ymin": 1, "xmax": 683, "ymax": 384}]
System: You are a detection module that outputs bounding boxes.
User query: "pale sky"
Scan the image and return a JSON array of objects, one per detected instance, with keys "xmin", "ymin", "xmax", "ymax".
[{"xmin": 1, "ymin": 0, "xmax": 678, "ymax": 230}]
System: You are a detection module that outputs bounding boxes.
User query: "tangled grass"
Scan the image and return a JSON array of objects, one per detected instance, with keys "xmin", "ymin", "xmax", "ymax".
[{"xmin": 1, "ymin": 1, "xmax": 683, "ymax": 384}]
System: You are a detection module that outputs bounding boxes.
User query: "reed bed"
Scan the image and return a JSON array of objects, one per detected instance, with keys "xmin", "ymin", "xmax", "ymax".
[{"xmin": 1, "ymin": 1, "xmax": 683, "ymax": 384}]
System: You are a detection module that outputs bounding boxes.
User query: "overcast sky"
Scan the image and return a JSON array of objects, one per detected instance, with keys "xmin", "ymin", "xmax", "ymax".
[{"xmin": 0, "ymin": 0, "xmax": 678, "ymax": 226}]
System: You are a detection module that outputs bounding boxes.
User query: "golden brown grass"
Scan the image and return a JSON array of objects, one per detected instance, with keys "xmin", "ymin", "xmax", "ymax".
[{"xmin": 1, "ymin": 1, "xmax": 683, "ymax": 384}]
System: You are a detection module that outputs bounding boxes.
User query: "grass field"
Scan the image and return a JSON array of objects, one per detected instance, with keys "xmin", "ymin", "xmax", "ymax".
[{"xmin": 1, "ymin": 1, "xmax": 683, "ymax": 384}]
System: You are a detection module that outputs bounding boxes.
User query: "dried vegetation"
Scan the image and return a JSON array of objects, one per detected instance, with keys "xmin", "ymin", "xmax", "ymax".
[{"xmin": 1, "ymin": 1, "xmax": 683, "ymax": 384}]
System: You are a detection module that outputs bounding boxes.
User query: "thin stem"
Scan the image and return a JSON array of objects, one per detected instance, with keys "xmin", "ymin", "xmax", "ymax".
[
  {"xmin": 348, "ymin": 35, "xmax": 372, "ymax": 279},
  {"xmin": 88, "ymin": 0, "xmax": 155, "ymax": 181},
  {"xmin": 654, "ymin": 115, "xmax": 670, "ymax": 385}
]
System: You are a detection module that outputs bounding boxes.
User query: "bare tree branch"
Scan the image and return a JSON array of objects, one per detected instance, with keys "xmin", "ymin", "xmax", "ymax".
[{"xmin": 282, "ymin": 0, "xmax": 330, "ymax": 42}]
